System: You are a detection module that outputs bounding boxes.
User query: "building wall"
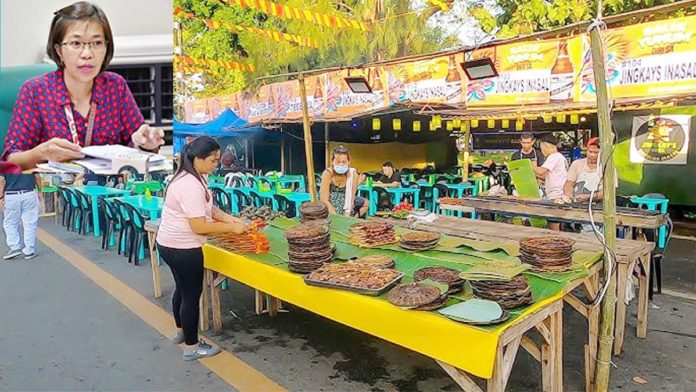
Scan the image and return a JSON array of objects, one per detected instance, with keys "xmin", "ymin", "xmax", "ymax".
[{"xmin": 1, "ymin": 0, "xmax": 171, "ymax": 67}]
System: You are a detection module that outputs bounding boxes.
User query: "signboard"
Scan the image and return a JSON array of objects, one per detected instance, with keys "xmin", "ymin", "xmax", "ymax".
[
  {"xmin": 466, "ymin": 39, "xmax": 578, "ymax": 106},
  {"xmin": 630, "ymin": 115, "xmax": 691, "ymax": 164},
  {"xmin": 323, "ymin": 67, "xmax": 386, "ymax": 120},
  {"xmin": 578, "ymin": 15, "xmax": 696, "ymax": 101},
  {"xmin": 386, "ymin": 53, "xmax": 464, "ymax": 105},
  {"xmin": 472, "ymin": 133, "xmax": 523, "ymax": 150}
]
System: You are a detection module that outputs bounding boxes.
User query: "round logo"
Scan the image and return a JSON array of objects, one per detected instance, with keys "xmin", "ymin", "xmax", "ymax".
[{"xmin": 634, "ymin": 117, "xmax": 686, "ymax": 162}]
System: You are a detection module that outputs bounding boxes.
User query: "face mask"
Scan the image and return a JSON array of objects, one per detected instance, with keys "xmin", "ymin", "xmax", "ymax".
[{"xmin": 333, "ymin": 164, "xmax": 349, "ymax": 174}]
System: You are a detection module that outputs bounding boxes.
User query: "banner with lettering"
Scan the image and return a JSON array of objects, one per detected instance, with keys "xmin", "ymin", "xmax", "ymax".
[
  {"xmin": 323, "ymin": 67, "xmax": 387, "ymax": 120},
  {"xmin": 466, "ymin": 39, "xmax": 575, "ymax": 106},
  {"xmin": 386, "ymin": 53, "xmax": 464, "ymax": 105},
  {"xmin": 577, "ymin": 15, "xmax": 696, "ymax": 102}
]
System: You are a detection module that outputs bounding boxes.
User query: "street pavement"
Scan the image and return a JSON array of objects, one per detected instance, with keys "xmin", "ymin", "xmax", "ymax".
[{"xmin": 1, "ymin": 217, "xmax": 695, "ymax": 391}]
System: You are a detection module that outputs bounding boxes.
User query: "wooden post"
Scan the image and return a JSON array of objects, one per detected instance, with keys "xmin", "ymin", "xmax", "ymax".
[
  {"xmin": 280, "ymin": 137, "xmax": 286, "ymax": 173},
  {"xmin": 244, "ymin": 139, "xmax": 249, "ymax": 168},
  {"xmin": 461, "ymin": 120, "xmax": 471, "ymax": 181},
  {"xmin": 299, "ymin": 74, "xmax": 318, "ymax": 201},
  {"xmin": 590, "ymin": 22, "xmax": 619, "ymax": 392},
  {"xmin": 324, "ymin": 122, "xmax": 330, "ymax": 168}
]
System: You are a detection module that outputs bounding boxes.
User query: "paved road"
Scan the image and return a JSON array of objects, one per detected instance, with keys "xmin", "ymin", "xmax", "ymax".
[{"xmin": 1, "ymin": 217, "xmax": 695, "ymax": 391}]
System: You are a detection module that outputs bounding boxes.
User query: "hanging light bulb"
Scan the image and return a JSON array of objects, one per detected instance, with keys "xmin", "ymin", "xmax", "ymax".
[
  {"xmin": 372, "ymin": 118, "xmax": 381, "ymax": 131},
  {"xmin": 393, "ymin": 119, "xmax": 401, "ymax": 131},
  {"xmin": 413, "ymin": 120, "xmax": 421, "ymax": 132}
]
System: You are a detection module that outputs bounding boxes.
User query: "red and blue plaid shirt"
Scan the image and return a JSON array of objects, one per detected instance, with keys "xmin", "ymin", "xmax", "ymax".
[{"xmin": 3, "ymin": 68, "xmax": 144, "ymax": 159}]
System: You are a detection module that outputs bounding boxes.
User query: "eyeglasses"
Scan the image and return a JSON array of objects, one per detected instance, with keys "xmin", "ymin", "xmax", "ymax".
[{"xmin": 61, "ymin": 40, "xmax": 107, "ymax": 52}]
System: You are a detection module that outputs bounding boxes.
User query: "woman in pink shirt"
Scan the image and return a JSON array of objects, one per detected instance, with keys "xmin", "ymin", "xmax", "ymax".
[{"xmin": 157, "ymin": 136, "xmax": 247, "ymax": 361}]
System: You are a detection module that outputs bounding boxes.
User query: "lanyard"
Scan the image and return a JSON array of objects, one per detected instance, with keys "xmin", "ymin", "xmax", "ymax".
[{"xmin": 64, "ymin": 102, "xmax": 97, "ymax": 147}]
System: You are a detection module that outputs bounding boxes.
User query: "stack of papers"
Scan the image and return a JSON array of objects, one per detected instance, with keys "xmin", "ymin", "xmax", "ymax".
[{"xmin": 38, "ymin": 145, "xmax": 171, "ymax": 174}]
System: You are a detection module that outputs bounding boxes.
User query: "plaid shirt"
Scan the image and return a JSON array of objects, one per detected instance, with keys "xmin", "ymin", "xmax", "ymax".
[{"xmin": 3, "ymin": 68, "xmax": 144, "ymax": 159}]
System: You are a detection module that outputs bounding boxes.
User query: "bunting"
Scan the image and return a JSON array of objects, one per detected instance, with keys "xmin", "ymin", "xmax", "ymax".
[
  {"xmin": 224, "ymin": 0, "xmax": 368, "ymax": 31},
  {"xmin": 427, "ymin": 0, "xmax": 451, "ymax": 11},
  {"xmin": 178, "ymin": 55, "xmax": 255, "ymax": 73},
  {"xmin": 174, "ymin": 7, "xmax": 318, "ymax": 48}
]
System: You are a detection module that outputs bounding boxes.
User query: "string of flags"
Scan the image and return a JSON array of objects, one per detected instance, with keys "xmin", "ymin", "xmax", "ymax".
[
  {"xmin": 224, "ymin": 0, "xmax": 368, "ymax": 31},
  {"xmin": 174, "ymin": 7, "xmax": 318, "ymax": 48},
  {"xmin": 176, "ymin": 55, "xmax": 255, "ymax": 73},
  {"xmin": 427, "ymin": 0, "xmax": 452, "ymax": 11}
]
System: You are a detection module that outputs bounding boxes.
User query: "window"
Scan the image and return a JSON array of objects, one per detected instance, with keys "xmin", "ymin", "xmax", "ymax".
[{"xmin": 108, "ymin": 63, "xmax": 173, "ymax": 130}]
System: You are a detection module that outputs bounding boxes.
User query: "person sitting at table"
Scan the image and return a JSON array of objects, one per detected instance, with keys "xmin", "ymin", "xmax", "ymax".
[
  {"xmin": 156, "ymin": 136, "xmax": 249, "ymax": 361},
  {"xmin": 320, "ymin": 146, "xmax": 369, "ymax": 218},
  {"xmin": 564, "ymin": 137, "xmax": 616, "ymax": 203},
  {"xmin": 373, "ymin": 161, "xmax": 402, "ymax": 208},
  {"xmin": 3, "ymin": 2, "xmax": 164, "ymax": 170}
]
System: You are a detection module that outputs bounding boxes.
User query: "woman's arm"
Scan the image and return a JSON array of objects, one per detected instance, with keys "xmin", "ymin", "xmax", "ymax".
[
  {"xmin": 188, "ymin": 216, "xmax": 245, "ymax": 235},
  {"xmin": 212, "ymin": 205, "xmax": 244, "ymax": 225},
  {"xmin": 319, "ymin": 170, "xmax": 337, "ymax": 214},
  {"xmin": 7, "ymin": 139, "xmax": 84, "ymax": 170}
]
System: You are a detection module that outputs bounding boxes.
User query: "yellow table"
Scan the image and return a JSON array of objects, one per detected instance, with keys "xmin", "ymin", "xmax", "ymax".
[{"xmin": 202, "ymin": 245, "xmax": 565, "ymax": 391}]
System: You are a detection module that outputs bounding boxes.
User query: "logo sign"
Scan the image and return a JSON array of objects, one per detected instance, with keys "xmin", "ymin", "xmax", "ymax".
[{"xmin": 630, "ymin": 115, "xmax": 691, "ymax": 164}]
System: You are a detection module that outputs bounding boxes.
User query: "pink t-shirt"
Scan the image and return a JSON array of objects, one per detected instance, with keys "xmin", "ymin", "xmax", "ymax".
[
  {"xmin": 156, "ymin": 173, "xmax": 213, "ymax": 249},
  {"xmin": 541, "ymin": 152, "xmax": 568, "ymax": 199}
]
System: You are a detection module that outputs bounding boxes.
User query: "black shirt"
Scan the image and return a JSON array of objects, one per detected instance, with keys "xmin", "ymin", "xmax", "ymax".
[
  {"xmin": 511, "ymin": 149, "xmax": 544, "ymax": 166},
  {"xmin": 377, "ymin": 170, "xmax": 401, "ymax": 185},
  {"xmin": 2, "ymin": 174, "xmax": 37, "ymax": 192}
]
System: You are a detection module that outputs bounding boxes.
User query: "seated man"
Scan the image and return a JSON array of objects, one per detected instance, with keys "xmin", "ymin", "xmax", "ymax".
[{"xmin": 374, "ymin": 162, "xmax": 401, "ymax": 209}]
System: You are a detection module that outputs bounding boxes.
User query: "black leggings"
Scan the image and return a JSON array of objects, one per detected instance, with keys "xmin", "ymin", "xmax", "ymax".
[{"xmin": 157, "ymin": 244, "xmax": 204, "ymax": 345}]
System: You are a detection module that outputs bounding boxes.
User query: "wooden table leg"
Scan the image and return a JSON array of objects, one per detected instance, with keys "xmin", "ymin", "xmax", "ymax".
[
  {"xmin": 614, "ymin": 261, "xmax": 630, "ymax": 356},
  {"xmin": 553, "ymin": 309, "xmax": 563, "ymax": 391},
  {"xmin": 147, "ymin": 231, "xmax": 162, "ymax": 299},
  {"xmin": 211, "ymin": 272, "xmax": 223, "ymax": 334},
  {"xmin": 200, "ymin": 270, "xmax": 210, "ymax": 331},
  {"xmin": 637, "ymin": 252, "xmax": 650, "ymax": 339}
]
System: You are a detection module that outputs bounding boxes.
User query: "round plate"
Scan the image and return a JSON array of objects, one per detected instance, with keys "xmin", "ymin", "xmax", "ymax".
[{"xmin": 443, "ymin": 309, "xmax": 511, "ymax": 326}]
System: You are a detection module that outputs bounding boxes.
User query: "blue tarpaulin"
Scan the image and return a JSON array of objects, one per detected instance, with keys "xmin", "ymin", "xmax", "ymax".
[{"xmin": 173, "ymin": 108, "xmax": 265, "ymax": 154}]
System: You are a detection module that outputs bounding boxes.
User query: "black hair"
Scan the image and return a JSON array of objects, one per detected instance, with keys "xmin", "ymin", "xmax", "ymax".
[
  {"xmin": 332, "ymin": 145, "xmax": 350, "ymax": 160},
  {"xmin": 520, "ymin": 132, "xmax": 534, "ymax": 141},
  {"xmin": 540, "ymin": 134, "xmax": 559, "ymax": 146},
  {"xmin": 167, "ymin": 136, "xmax": 220, "ymax": 202},
  {"xmin": 47, "ymin": 2, "xmax": 115, "ymax": 72},
  {"xmin": 382, "ymin": 161, "xmax": 394, "ymax": 168}
]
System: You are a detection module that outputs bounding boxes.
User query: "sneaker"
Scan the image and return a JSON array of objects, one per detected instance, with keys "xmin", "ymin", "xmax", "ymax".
[
  {"xmin": 171, "ymin": 330, "xmax": 185, "ymax": 344},
  {"xmin": 24, "ymin": 252, "xmax": 38, "ymax": 260},
  {"xmin": 3, "ymin": 249, "xmax": 22, "ymax": 260},
  {"xmin": 182, "ymin": 339, "xmax": 222, "ymax": 361}
]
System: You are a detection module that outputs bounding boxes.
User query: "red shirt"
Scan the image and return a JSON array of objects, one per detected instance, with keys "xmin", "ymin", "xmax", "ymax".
[{"xmin": 3, "ymin": 68, "xmax": 144, "ymax": 159}]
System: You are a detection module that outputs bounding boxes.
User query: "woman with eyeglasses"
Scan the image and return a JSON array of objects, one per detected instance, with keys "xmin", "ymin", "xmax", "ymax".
[
  {"xmin": 3, "ymin": 2, "xmax": 164, "ymax": 170},
  {"xmin": 319, "ymin": 146, "xmax": 369, "ymax": 218}
]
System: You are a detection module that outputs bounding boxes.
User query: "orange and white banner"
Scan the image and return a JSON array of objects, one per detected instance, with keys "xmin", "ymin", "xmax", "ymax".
[
  {"xmin": 174, "ymin": 7, "xmax": 318, "ymax": 48},
  {"xmin": 178, "ymin": 55, "xmax": 254, "ymax": 73},
  {"xmin": 224, "ymin": 0, "xmax": 368, "ymax": 31}
]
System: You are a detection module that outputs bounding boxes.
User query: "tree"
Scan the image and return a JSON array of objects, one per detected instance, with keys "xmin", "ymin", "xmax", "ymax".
[
  {"xmin": 174, "ymin": 0, "xmax": 459, "ymax": 97},
  {"xmin": 468, "ymin": 0, "xmax": 682, "ymax": 38}
]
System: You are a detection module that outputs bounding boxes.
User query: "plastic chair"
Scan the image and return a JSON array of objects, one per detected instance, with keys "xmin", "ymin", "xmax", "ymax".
[
  {"xmin": 75, "ymin": 191, "xmax": 95, "ymax": 235},
  {"xmin": 273, "ymin": 194, "xmax": 296, "ymax": 218},
  {"xmin": 63, "ymin": 189, "xmax": 82, "ymax": 232},
  {"xmin": 57, "ymin": 187, "xmax": 72, "ymax": 228},
  {"xmin": 99, "ymin": 198, "xmax": 120, "ymax": 251},
  {"xmin": 123, "ymin": 203, "xmax": 149, "ymax": 265},
  {"xmin": 231, "ymin": 189, "xmax": 251, "ymax": 213},
  {"xmin": 247, "ymin": 177, "xmax": 258, "ymax": 189},
  {"xmin": 248, "ymin": 190, "xmax": 272, "ymax": 209},
  {"xmin": 371, "ymin": 186, "xmax": 393, "ymax": 212},
  {"xmin": 212, "ymin": 188, "xmax": 234, "ymax": 214},
  {"xmin": 433, "ymin": 184, "xmax": 453, "ymax": 214},
  {"xmin": 632, "ymin": 193, "xmax": 672, "ymax": 298},
  {"xmin": 111, "ymin": 199, "xmax": 132, "ymax": 257}
]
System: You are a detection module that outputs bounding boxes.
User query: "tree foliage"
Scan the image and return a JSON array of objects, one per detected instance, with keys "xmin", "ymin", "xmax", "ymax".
[
  {"xmin": 174, "ymin": 0, "xmax": 459, "ymax": 97},
  {"xmin": 467, "ymin": 0, "xmax": 682, "ymax": 38}
]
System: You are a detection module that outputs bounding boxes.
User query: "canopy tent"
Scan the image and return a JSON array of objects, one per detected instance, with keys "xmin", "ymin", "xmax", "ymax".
[{"xmin": 173, "ymin": 108, "xmax": 265, "ymax": 154}]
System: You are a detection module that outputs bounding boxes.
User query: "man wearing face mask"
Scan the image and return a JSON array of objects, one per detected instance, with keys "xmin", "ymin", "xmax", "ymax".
[{"xmin": 320, "ymin": 146, "xmax": 369, "ymax": 217}]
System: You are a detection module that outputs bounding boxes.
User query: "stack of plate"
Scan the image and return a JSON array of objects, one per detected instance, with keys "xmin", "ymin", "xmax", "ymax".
[
  {"xmin": 519, "ymin": 237, "xmax": 575, "ymax": 272},
  {"xmin": 413, "ymin": 266, "xmax": 464, "ymax": 294},
  {"xmin": 285, "ymin": 224, "xmax": 333, "ymax": 273},
  {"xmin": 399, "ymin": 231, "xmax": 440, "ymax": 251},
  {"xmin": 470, "ymin": 275, "xmax": 533, "ymax": 309},
  {"xmin": 387, "ymin": 282, "xmax": 447, "ymax": 311},
  {"xmin": 299, "ymin": 202, "xmax": 329, "ymax": 224},
  {"xmin": 349, "ymin": 222, "xmax": 398, "ymax": 248},
  {"xmin": 348, "ymin": 255, "xmax": 395, "ymax": 269}
]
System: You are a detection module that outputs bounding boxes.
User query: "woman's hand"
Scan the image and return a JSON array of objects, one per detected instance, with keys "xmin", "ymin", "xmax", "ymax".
[
  {"xmin": 38, "ymin": 138, "xmax": 84, "ymax": 162},
  {"xmin": 132, "ymin": 124, "xmax": 165, "ymax": 151}
]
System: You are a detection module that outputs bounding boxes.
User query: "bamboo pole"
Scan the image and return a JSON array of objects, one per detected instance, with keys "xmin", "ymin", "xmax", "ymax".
[
  {"xmin": 298, "ymin": 75, "xmax": 318, "ymax": 201},
  {"xmin": 461, "ymin": 120, "xmax": 471, "ymax": 181},
  {"xmin": 280, "ymin": 137, "xmax": 286, "ymax": 173},
  {"xmin": 324, "ymin": 122, "xmax": 330, "ymax": 168},
  {"xmin": 590, "ymin": 22, "xmax": 618, "ymax": 392}
]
